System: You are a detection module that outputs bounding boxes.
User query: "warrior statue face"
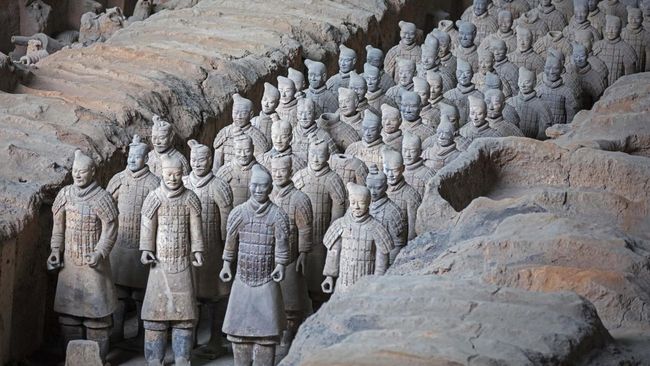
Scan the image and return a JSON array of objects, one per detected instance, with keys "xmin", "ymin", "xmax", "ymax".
[
  {"xmin": 271, "ymin": 158, "xmax": 292, "ymax": 187},
  {"xmin": 544, "ymin": 55, "xmax": 563, "ymax": 82},
  {"xmin": 190, "ymin": 150, "xmax": 212, "ymax": 177},
  {"xmin": 383, "ymin": 157, "xmax": 405, "ymax": 185},
  {"xmin": 339, "ymin": 53, "xmax": 356, "ymax": 74},
  {"xmin": 492, "ymin": 40, "xmax": 508, "ymax": 62},
  {"xmin": 575, "ymin": 5, "xmax": 588, "ymax": 23},
  {"xmin": 402, "ymin": 140, "xmax": 421, "ymax": 165},
  {"xmin": 297, "ymin": 101, "xmax": 315, "ymax": 128},
  {"xmin": 437, "ymin": 122, "xmax": 455, "ymax": 147},
  {"xmin": 441, "ymin": 105, "xmax": 460, "ymax": 127},
  {"xmin": 421, "ymin": 44, "xmax": 438, "ymax": 70},
  {"xmin": 478, "ymin": 52, "xmax": 495, "ymax": 74},
  {"xmin": 232, "ymin": 104, "xmax": 252, "ymax": 128},
  {"xmin": 605, "ymin": 18, "xmax": 622, "ymax": 41},
  {"xmin": 307, "ymin": 66, "xmax": 326, "ymax": 89},
  {"xmin": 349, "ymin": 190, "xmax": 370, "ymax": 218},
  {"xmin": 271, "ymin": 122, "xmax": 292, "ymax": 153},
  {"xmin": 517, "ymin": 29, "xmax": 533, "ymax": 52},
  {"xmin": 397, "ymin": 62, "xmax": 416, "ymax": 87},
  {"xmin": 518, "ymin": 70, "xmax": 536, "ymax": 94},
  {"xmin": 361, "ymin": 117, "xmax": 382, "ymax": 144},
  {"xmin": 456, "ymin": 65, "xmax": 473, "ymax": 86},
  {"xmin": 400, "ymin": 93, "xmax": 421, "ymax": 122},
  {"xmin": 572, "ymin": 45, "xmax": 589, "ymax": 68},
  {"xmin": 349, "ymin": 76, "xmax": 367, "ymax": 101},
  {"xmin": 278, "ymin": 81, "xmax": 296, "ymax": 104},
  {"xmin": 437, "ymin": 34, "xmax": 451, "ymax": 57},
  {"xmin": 249, "ymin": 170, "xmax": 272, "ymax": 204},
  {"xmin": 261, "ymin": 92, "xmax": 279, "ymax": 115},
  {"xmin": 469, "ymin": 100, "xmax": 487, "ymax": 127},
  {"xmin": 72, "ymin": 159, "xmax": 95, "ymax": 188},
  {"xmin": 413, "ymin": 82, "xmax": 430, "ymax": 107},
  {"xmin": 162, "ymin": 166, "xmax": 183, "ymax": 190},
  {"xmin": 233, "ymin": 138, "xmax": 254, "ymax": 167},
  {"xmin": 587, "ymin": 0, "xmax": 599, "ymax": 12},
  {"xmin": 338, "ymin": 91, "xmax": 359, "ymax": 117},
  {"xmin": 474, "ymin": 0, "xmax": 489, "ymax": 16},
  {"xmin": 629, "ymin": 10, "xmax": 643, "ymax": 29},
  {"xmin": 363, "ymin": 66, "xmax": 381, "ymax": 92},
  {"xmin": 366, "ymin": 52, "xmax": 383, "ymax": 69},
  {"xmin": 366, "ymin": 172, "xmax": 387, "ymax": 201},
  {"xmin": 308, "ymin": 144, "xmax": 329, "ymax": 172},
  {"xmin": 127, "ymin": 147, "xmax": 147, "ymax": 172},
  {"xmin": 459, "ymin": 24, "xmax": 477, "ymax": 48},
  {"xmin": 152, "ymin": 129, "xmax": 172, "ymax": 154},
  {"xmin": 498, "ymin": 11, "xmax": 513, "ymax": 34},
  {"xmin": 429, "ymin": 76, "xmax": 443, "ymax": 98},
  {"xmin": 382, "ymin": 110, "xmax": 401, "ymax": 134},
  {"xmin": 485, "ymin": 93, "xmax": 505, "ymax": 119},
  {"xmin": 643, "ymin": 0, "xmax": 650, "ymax": 18},
  {"xmin": 400, "ymin": 25, "xmax": 416, "ymax": 45}
]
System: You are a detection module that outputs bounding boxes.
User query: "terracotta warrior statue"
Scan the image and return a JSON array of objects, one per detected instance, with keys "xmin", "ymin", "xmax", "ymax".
[
  {"xmin": 385, "ymin": 21, "xmax": 422, "ymax": 81},
  {"xmin": 533, "ymin": 30, "xmax": 573, "ymax": 60},
  {"xmin": 622, "ymin": 6, "xmax": 650, "ymax": 72},
  {"xmin": 422, "ymin": 36, "xmax": 456, "ymax": 92},
  {"xmin": 495, "ymin": 0, "xmax": 531, "ymax": 19},
  {"xmin": 509, "ymin": 26, "xmax": 545, "ymax": 76},
  {"xmin": 423, "ymin": 115, "xmax": 463, "ymax": 172},
  {"xmin": 258, "ymin": 117, "xmax": 306, "ymax": 173},
  {"xmin": 305, "ymin": 59, "xmax": 339, "ymax": 114},
  {"xmin": 479, "ymin": 10, "xmax": 517, "ymax": 54},
  {"xmin": 599, "ymin": 0, "xmax": 628, "ymax": 25},
  {"xmin": 491, "ymin": 39, "xmax": 520, "ymax": 95},
  {"xmin": 433, "ymin": 19, "xmax": 460, "ymax": 50},
  {"xmin": 453, "ymin": 21, "xmax": 480, "ymax": 72},
  {"xmin": 443, "ymin": 58, "xmax": 485, "ymax": 127},
  {"xmin": 402, "ymin": 132, "xmax": 435, "ymax": 197},
  {"xmin": 554, "ymin": 0, "xmax": 575, "ymax": 21},
  {"xmin": 327, "ymin": 44, "xmax": 357, "ymax": 94},
  {"xmin": 288, "ymin": 67, "xmax": 306, "ymax": 98},
  {"xmin": 462, "ymin": 0, "xmax": 498, "ymax": 22},
  {"xmin": 536, "ymin": 49, "xmax": 580, "ymax": 125},
  {"xmin": 413, "ymin": 76, "xmax": 431, "ymax": 114},
  {"xmin": 49, "ymin": 150, "xmax": 118, "ymax": 361},
  {"xmin": 140, "ymin": 154, "xmax": 204, "ymax": 366},
  {"xmin": 364, "ymin": 63, "xmax": 396, "ymax": 112},
  {"xmin": 563, "ymin": 0, "xmax": 602, "ymax": 43},
  {"xmin": 566, "ymin": 43, "xmax": 607, "ymax": 108},
  {"xmin": 537, "ymin": 0, "xmax": 569, "ymax": 31},
  {"xmin": 587, "ymin": 0, "xmax": 607, "ymax": 34},
  {"xmin": 507, "ymin": 66, "xmax": 554, "ymax": 139},
  {"xmin": 345, "ymin": 110, "xmax": 386, "ymax": 169},
  {"xmin": 293, "ymin": 137, "xmax": 347, "ymax": 310},
  {"xmin": 338, "ymin": 87, "xmax": 364, "ymax": 133},
  {"xmin": 594, "ymin": 15, "xmax": 638, "ymax": 86},
  {"xmin": 252, "ymin": 82, "xmax": 281, "ymax": 144},
  {"xmin": 321, "ymin": 183, "xmax": 392, "ymax": 293},
  {"xmin": 216, "ymin": 133, "xmax": 265, "ymax": 207},
  {"xmin": 107, "ymin": 136, "xmax": 159, "ymax": 342},
  {"xmin": 276, "ymin": 75, "xmax": 299, "ymax": 127},
  {"xmin": 484, "ymin": 73, "xmax": 521, "ymax": 127},
  {"xmin": 429, "ymin": 30, "xmax": 457, "ymax": 79},
  {"xmin": 329, "ymin": 153, "xmax": 369, "ymax": 185},
  {"xmin": 474, "ymin": 49, "xmax": 512, "ymax": 97},
  {"xmin": 220, "ymin": 165, "xmax": 290, "ymax": 366},
  {"xmin": 317, "ymin": 112, "xmax": 360, "ymax": 153},
  {"xmin": 381, "ymin": 103, "xmax": 404, "ymax": 151},
  {"xmin": 574, "ymin": 29, "xmax": 610, "ymax": 77},
  {"xmin": 349, "ymin": 71, "xmax": 371, "ymax": 113},
  {"xmin": 467, "ymin": 0, "xmax": 499, "ymax": 45},
  {"xmin": 293, "ymin": 97, "xmax": 338, "ymax": 161},
  {"xmin": 383, "ymin": 148, "xmax": 422, "ymax": 241},
  {"xmin": 457, "ymin": 95, "xmax": 503, "ymax": 150},
  {"xmin": 484, "ymin": 89, "xmax": 524, "ymax": 137},
  {"xmin": 365, "ymin": 45, "xmax": 396, "ymax": 93},
  {"xmin": 183, "ymin": 140, "xmax": 233, "ymax": 359},
  {"xmin": 213, "ymin": 93, "xmax": 269, "ymax": 170},
  {"xmin": 148, "ymin": 115, "xmax": 190, "ymax": 177},
  {"xmin": 366, "ymin": 163, "xmax": 407, "ymax": 263},
  {"xmin": 400, "ymin": 91, "xmax": 436, "ymax": 142},
  {"xmin": 514, "ymin": 9, "xmax": 550, "ymax": 43},
  {"xmin": 423, "ymin": 71, "xmax": 447, "ymax": 128},
  {"xmin": 269, "ymin": 154, "xmax": 313, "ymax": 353},
  {"xmin": 386, "ymin": 58, "xmax": 416, "ymax": 106}
]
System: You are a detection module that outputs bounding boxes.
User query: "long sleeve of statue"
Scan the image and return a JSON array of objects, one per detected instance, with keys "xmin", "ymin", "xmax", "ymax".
[
  {"xmin": 223, "ymin": 206, "xmax": 243, "ymax": 263},
  {"xmin": 295, "ymin": 197, "xmax": 314, "ymax": 254},
  {"xmin": 274, "ymin": 210, "xmax": 291, "ymax": 266},
  {"xmin": 50, "ymin": 189, "xmax": 66, "ymax": 253},
  {"xmin": 323, "ymin": 220, "xmax": 343, "ymax": 278},
  {"xmin": 188, "ymin": 193, "xmax": 205, "ymax": 254}
]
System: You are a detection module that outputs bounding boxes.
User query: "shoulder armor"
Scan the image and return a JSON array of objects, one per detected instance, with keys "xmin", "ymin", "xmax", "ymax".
[
  {"xmin": 211, "ymin": 176, "xmax": 234, "ymax": 207},
  {"xmin": 185, "ymin": 190, "xmax": 202, "ymax": 215},
  {"xmin": 52, "ymin": 186, "xmax": 70, "ymax": 216},
  {"xmin": 323, "ymin": 218, "xmax": 344, "ymax": 250},
  {"xmin": 213, "ymin": 127, "xmax": 230, "ymax": 149},
  {"xmin": 141, "ymin": 190, "xmax": 162, "ymax": 220},
  {"xmin": 106, "ymin": 171, "xmax": 125, "ymax": 195},
  {"xmin": 93, "ymin": 189, "xmax": 119, "ymax": 222}
]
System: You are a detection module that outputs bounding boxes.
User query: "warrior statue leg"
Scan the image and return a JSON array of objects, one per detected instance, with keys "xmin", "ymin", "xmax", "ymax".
[
  {"xmin": 232, "ymin": 342, "xmax": 254, "ymax": 366},
  {"xmin": 143, "ymin": 321, "xmax": 167, "ymax": 366},
  {"xmin": 59, "ymin": 315, "xmax": 84, "ymax": 353},
  {"xmin": 195, "ymin": 298, "xmax": 228, "ymax": 359},
  {"xmin": 172, "ymin": 327, "xmax": 193, "ymax": 365},
  {"xmin": 253, "ymin": 343, "xmax": 275, "ymax": 366},
  {"xmin": 84, "ymin": 316, "xmax": 112, "ymax": 362},
  {"xmin": 111, "ymin": 286, "xmax": 129, "ymax": 342}
]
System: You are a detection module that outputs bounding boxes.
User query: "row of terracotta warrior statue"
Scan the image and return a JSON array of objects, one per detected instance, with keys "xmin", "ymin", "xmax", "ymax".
[{"xmin": 48, "ymin": 0, "xmax": 650, "ymax": 365}]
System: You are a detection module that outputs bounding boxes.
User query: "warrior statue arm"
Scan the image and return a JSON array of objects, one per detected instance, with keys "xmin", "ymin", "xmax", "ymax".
[
  {"xmin": 221, "ymin": 206, "xmax": 243, "ymax": 282},
  {"xmin": 295, "ymin": 197, "xmax": 314, "ymax": 275},
  {"xmin": 212, "ymin": 178, "xmax": 233, "ymax": 242},
  {"xmin": 139, "ymin": 214, "xmax": 158, "ymax": 265},
  {"xmin": 48, "ymin": 202, "xmax": 66, "ymax": 269},
  {"xmin": 321, "ymin": 236, "xmax": 342, "ymax": 294},
  {"xmin": 375, "ymin": 252, "xmax": 390, "ymax": 275},
  {"xmin": 329, "ymin": 177, "xmax": 348, "ymax": 223},
  {"xmin": 88, "ymin": 215, "xmax": 118, "ymax": 267},
  {"xmin": 188, "ymin": 192, "xmax": 205, "ymax": 267},
  {"xmin": 272, "ymin": 210, "xmax": 291, "ymax": 282},
  {"xmin": 374, "ymin": 222, "xmax": 394, "ymax": 273}
]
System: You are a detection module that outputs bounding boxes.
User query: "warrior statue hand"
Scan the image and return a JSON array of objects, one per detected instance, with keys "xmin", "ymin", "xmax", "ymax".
[
  {"xmin": 141, "ymin": 251, "xmax": 157, "ymax": 265},
  {"xmin": 296, "ymin": 252, "xmax": 308, "ymax": 276},
  {"xmin": 321, "ymin": 276, "xmax": 335, "ymax": 294},
  {"xmin": 192, "ymin": 252, "xmax": 204, "ymax": 267},
  {"xmin": 271, "ymin": 264, "xmax": 285, "ymax": 282},
  {"xmin": 86, "ymin": 251, "xmax": 102, "ymax": 268},
  {"xmin": 220, "ymin": 261, "xmax": 233, "ymax": 282},
  {"xmin": 47, "ymin": 250, "xmax": 62, "ymax": 270}
]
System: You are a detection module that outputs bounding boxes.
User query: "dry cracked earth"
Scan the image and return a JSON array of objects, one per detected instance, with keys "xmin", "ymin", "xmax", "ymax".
[{"xmin": 0, "ymin": 0, "xmax": 649, "ymax": 365}]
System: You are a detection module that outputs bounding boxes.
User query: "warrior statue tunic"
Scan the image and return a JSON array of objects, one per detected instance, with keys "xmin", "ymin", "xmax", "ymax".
[
  {"xmin": 183, "ymin": 172, "xmax": 233, "ymax": 300},
  {"xmin": 323, "ymin": 213, "xmax": 392, "ymax": 293},
  {"xmin": 222, "ymin": 199, "xmax": 290, "ymax": 343},
  {"xmin": 107, "ymin": 166, "xmax": 159, "ymax": 289},
  {"xmin": 217, "ymin": 159, "xmax": 264, "ymax": 208},
  {"xmin": 140, "ymin": 185, "xmax": 204, "ymax": 323},
  {"xmin": 51, "ymin": 182, "xmax": 119, "ymax": 319},
  {"xmin": 212, "ymin": 124, "xmax": 270, "ymax": 169}
]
